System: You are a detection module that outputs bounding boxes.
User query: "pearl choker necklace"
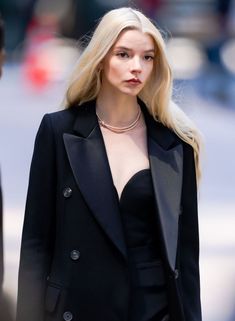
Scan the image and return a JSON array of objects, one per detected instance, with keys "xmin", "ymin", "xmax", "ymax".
[{"xmin": 96, "ymin": 106, "xmax": 141, "ymax": 133}]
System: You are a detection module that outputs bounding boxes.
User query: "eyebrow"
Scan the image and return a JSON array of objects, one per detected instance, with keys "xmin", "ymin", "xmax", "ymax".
[{"xmin": 114, "ymin": 46, "xmax": 155, "ymax": 53}]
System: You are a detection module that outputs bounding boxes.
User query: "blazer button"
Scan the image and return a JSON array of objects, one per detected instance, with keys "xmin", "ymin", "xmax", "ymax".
[
  {"xmin": 70, "ymin": 250, "xmax": 80, "ymax": 261},
  {"xmin": 63, "ymin": 311, "xmax": 73, "ymax": 321},
  {"xmin": 63, "ymin": 187, "xmax": 72, "ymax": 198},
  {"xmin": 174, "ymin": 269, "xmax": 179, "ymax": 279}
]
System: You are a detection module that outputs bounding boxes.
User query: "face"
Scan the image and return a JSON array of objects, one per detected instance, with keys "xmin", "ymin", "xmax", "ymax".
[{"xmin": 100, "ymin": 29, "xmax": 155, "ymax": 97}]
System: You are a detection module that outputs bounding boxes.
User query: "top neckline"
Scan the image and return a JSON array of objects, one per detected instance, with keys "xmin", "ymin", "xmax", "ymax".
[{"xmin": 113, "ymin": 168, "xmax": 151, "ymax": 202}]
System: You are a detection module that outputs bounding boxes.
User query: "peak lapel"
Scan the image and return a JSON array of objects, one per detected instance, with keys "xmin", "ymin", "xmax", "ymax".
[
  {"xmin": 141, "ymin": 103, "xmax": 183, "ymax": 270},
  {"xmin": 149, "ymin": 139, "xmax": 183, "ymax": 270},
  {"xmin": 63, "ymin": 101, "xmax": 127, "ymax": 260}
]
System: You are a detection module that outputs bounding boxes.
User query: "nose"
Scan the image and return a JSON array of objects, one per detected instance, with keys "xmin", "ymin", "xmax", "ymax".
[{"xmin": 130, "ymin": 56, "xmax": 142, "ymax": 74}]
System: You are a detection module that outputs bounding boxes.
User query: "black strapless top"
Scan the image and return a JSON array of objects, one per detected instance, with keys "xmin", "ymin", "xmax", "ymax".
[{"xmin": 115, "ymin": 169, "xmax": 169, "ymax": 321}]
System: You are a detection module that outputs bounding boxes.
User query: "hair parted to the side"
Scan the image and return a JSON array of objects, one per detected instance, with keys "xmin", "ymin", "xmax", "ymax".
[{"xmin": 65, "ymin": 7, "xmax": 202, "ymax": 182}]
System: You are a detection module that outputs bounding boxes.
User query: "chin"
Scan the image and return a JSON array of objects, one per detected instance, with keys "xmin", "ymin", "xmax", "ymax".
[{"xmin": 120, "ymin": 88, "xmax": 141, "ymax": 97}]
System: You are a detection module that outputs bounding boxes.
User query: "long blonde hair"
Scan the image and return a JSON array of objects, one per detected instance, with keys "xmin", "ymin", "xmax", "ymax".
[{"xmin": 65, "ymin": 7, "xmax": 202, "ymax": 182}]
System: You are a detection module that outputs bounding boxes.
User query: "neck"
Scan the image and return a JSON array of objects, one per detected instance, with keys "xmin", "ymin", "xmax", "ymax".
[{"xmin": 96, "ymin": 90, "xmax": 139, "ymax": 127}]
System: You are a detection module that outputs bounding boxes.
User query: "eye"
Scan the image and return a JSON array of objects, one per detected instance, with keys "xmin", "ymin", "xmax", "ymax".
[
  {"xmin": 144, "ymin": 55, "xmax": 154, "ymax": 61},
  {"xmin": 116, "ymin": 51, "xmax": 129, "ymax": 58}
]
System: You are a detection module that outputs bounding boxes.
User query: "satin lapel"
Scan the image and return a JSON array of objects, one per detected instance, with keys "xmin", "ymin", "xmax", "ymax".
[
  {"xmin": 140, "ymin": 102, "xmax": 183, "ymax": 270},
  {"xmin": 63, "ymin": 102, "xmax": 127, "ymax": 260},
  {"xmin": 149, "ymin": 138, "xmax": 183, "ymax": 270}
]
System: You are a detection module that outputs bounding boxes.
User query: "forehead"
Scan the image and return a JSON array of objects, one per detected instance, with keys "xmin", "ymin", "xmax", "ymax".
[{"xmin": 113, "ymin": 29, "xmax": 155, "ymax": 50}]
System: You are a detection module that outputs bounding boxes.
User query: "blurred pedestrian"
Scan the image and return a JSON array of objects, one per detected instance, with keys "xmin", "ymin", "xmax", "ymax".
[
  {"xmin": 0, "ymin": 169, "xmax": 3, "ymax": 314},
  {"xmin": 0, "ymin": 14, "xmax": 14, "ymax": 321},
  {"xmin": 17, "ymin": 7, "xmax": 202, "ymax": 321},
  {"xmin": 0, "ymin": 10, "xmax": 5, "ymax": 305},
  {"xmin": 0, "ymin": 13, "xmax": 4, "ymax": 295},
  {"xmin": 0, "ymin": 0, "xmax": 36, "ymax": 55}
]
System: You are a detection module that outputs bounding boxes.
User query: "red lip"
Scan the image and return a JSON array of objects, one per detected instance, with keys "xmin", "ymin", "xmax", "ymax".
[{"xmin": 126, "ymin": 78, "xmax": 141, "ymax": 84}]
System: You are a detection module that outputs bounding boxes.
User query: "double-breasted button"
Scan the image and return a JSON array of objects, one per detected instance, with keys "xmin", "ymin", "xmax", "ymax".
[
  {"xmin": 70, "ymin": 249, "xmax": 80, "ymax": 261},
  {"xmin": 63, "ymin": 311, "xmax": 73, "ymax": 321},
  {"xmin": 63, "ymin": 187, "xmax": 72, "ymax": 198},
  {"xmin": 174, "ymin": 269, "xmax": 179, "ymax": 279}
]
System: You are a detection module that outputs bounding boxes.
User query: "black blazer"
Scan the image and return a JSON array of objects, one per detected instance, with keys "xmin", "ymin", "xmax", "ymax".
[{"xmin": 17, "ymin": 99, "xmax": 202, "ymax": 321}]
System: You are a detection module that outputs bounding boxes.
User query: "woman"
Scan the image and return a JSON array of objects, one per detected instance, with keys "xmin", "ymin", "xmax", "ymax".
[{"xmin": 17, "ymin": 7, "xmax": 202, "ymax": 321}]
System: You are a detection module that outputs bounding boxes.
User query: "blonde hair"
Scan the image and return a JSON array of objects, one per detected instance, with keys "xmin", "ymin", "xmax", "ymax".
[{"xmin": 65, "ymin": 7, "xmax": 202, "ymax": 182}]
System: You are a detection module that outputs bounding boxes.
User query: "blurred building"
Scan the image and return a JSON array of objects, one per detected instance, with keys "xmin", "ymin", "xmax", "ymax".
[{"xmin": 0, "ymin": 0, "xmax": 234, "ymax": 100}]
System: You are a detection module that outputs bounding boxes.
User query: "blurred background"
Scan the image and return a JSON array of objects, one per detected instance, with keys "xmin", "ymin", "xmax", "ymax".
[{"xmin": 0, "ymin": 0, "xmax": 235, "ymax": 320}]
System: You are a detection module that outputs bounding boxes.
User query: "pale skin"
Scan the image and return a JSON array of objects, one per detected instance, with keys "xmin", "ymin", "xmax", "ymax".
[{"xmin": 96, "ymin": 29, "xmax": 156, "ymax": 198}]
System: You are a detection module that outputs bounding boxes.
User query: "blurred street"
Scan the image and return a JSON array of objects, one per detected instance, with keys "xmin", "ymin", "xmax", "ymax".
[
  {"xmin": 0, "ymin": 0, "xmax": 235, "ymax": 320},
  {"xmin": 0, "ymin": 63, "xmax": 235, "ymax": 321}
]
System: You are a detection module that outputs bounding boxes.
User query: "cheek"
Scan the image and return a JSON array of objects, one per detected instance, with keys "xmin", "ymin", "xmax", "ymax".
[{"xmin": 107, "ymin": 61, "xmax": 123, "ymax": 80}]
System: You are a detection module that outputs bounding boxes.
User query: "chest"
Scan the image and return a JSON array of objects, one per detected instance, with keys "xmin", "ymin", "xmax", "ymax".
[{"xmin": 100, "ymin": 123, "xmax": 149, "ymax": 198}]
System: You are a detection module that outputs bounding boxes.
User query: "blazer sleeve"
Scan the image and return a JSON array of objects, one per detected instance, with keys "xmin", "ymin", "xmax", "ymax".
[
  {"xmin": 16, "ymin": 114, "xmax": 57, "ymax": 321},
  {"xmin": 179, "ymin": 143, "xmax": 202, "ymax": 321}
]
